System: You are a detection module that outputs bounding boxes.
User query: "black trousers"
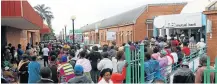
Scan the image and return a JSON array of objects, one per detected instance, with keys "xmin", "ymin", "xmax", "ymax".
[
  {"xmin": 43, "ymin": 56, "xmax": 48, "ymax": 67},
  {"xmin": 90, "ymin": 70, "xmax": 99, "ymax": 83}
]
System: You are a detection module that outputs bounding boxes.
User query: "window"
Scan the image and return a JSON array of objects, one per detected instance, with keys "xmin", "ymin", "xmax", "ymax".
[
  {"xmin": 130, "ymin": 31, "xmax": 133, "ymax": 41},
  {"xmin": 127, "ymin": 31, "xmax": 129, "ymax": 42},
  {"xmin": 104, "ymin": 31, "xmax": 106, "ymax": 41},
  {"xmin": 121, "ymin": 31, "xmax": 124, "ymax": 43},
  {"xmin": 101, "ymin": 32, "xmax": 103, "ymax": 42},
  {"xmin": 147, "ymin": 23, "xmax": 154, "ymax": 39}
]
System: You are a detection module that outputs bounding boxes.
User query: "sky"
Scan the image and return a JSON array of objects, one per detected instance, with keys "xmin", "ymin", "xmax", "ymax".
[{"xmin": 29, "ymin": 0, "xmax": 195, "ymax": 35}]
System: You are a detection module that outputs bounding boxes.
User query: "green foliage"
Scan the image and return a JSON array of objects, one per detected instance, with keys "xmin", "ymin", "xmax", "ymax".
[{"xmin": 34, "ymin": 4, "xmax": 55, "ymax": 41}]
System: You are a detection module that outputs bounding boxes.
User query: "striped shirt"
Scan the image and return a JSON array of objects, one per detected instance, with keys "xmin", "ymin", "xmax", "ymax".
[{"xmin": 58, "ymin": 63, "xmax": 75, "ymax": 82}]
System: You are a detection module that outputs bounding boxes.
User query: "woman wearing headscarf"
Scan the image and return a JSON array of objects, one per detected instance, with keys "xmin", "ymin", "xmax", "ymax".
[
  {"xmin": 18, "ymin": 55, "xmax": 30, "ymax": 83},
  {"xmin": 157, "ymin": 50, "xmax": 168, "ymax": 77}
]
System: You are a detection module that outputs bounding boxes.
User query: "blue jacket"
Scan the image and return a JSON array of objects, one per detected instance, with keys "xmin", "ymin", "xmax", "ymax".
[
  {"xmin": 144, "ymin": 59, "xmax": 161, "ymax": 81},
  {"xmin": 28, "ymin": 61, "xmax": 41, "ymax": 83}
]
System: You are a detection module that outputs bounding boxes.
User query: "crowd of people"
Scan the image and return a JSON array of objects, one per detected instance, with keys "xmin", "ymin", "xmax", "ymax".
[{"xmin": 1, "ymin": 35, "xmax": 216, "ymax": 83}]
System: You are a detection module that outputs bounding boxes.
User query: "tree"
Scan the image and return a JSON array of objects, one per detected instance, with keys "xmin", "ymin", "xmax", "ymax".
[{"xmin": 34, "ymin": 4, "xmax": 54, "ymax": 40}]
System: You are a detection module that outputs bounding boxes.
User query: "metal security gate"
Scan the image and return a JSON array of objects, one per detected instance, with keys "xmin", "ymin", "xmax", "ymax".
[
  {"xmin": 125, "ymin": 43, "xmax": 145, "ymax": 83},
  {"xmin": 204, "ymin": 57, "xmax": 217, "ymax": 83}
]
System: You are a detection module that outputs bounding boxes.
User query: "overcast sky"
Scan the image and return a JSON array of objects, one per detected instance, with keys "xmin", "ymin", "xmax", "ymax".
[{"xmin": 29, "ymin": 0, "xmax": 195, "ymax": 35}]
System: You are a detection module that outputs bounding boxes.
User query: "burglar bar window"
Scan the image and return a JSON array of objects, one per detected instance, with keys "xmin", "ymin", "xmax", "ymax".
[
  {"xmin": 147, "ymin": 23, "xmax": 154, "ymax": 39},
  {"xmin": 101, "ymin": 32, "xmax": 103, "ymax": 42}
]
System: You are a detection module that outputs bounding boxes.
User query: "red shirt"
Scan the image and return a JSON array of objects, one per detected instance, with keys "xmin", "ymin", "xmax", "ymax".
[
  {"xmin": 98, "ymin": 67, "xmax": 126, "ymax": 84},
  {"xmin": 182, "ymin": 46, "xmax": 190, "ymax": 56},
  {"xmin": 171, "ymin": 40, "xmax": 179, "ymax": 46}
]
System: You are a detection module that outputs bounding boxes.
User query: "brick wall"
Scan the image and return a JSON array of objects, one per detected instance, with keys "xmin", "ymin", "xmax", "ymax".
[
  {"xmin": 204, "ymin": 11, "xmax": 217, "ymax": 65},
  {"xmin": 6, "ymin": 27, "xmax": 41, "ymax": 50},
  {"xmin": 134, "ymin": 4, "xmax": 185, "ymax": 41},
  {"xmin": 83, "ymin": 4, "xmax": 185, "ymax": 46},
  {"xmin": 6, "ymin": 27, "xmax": 22, "ymax": 48}
]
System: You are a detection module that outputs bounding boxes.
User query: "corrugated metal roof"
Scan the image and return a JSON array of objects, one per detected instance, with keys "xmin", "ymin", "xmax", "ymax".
[{"xmin": 81, "ymin": 2, "xmax": 187, "ymax": 32}]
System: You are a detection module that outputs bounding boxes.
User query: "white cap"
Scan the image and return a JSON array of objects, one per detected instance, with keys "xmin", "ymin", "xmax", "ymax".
[
  {"xmin": 200, "ymin": 38, "xmax": 204, "ymax": 42},
  {"xmin": 4, "ymin": 67, "xmax": 9, "ymax": 70}
]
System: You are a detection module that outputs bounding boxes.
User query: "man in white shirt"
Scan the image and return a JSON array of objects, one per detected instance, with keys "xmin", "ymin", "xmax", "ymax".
[
  {"xmin": 97, "ymin": 52, "xmax": 113, "ymax": 71},
  {"xmin": 42, "ymin": 45, "xmax": 49, "ymax": 67}
]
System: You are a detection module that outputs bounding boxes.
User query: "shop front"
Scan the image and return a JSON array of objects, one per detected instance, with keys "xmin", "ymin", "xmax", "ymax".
[
  {"xmin": 154, "ymin": 13, "xmax": 206, "ymax": 42},
  {"xmin": 1, "ymin": 1, "xmax": 43, "ymax": 50}
]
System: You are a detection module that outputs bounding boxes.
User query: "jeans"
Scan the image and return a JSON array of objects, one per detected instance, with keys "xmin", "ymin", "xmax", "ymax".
[{"xmin": 43, "ymin": 56, "xmax": 48, "ymax": 67}]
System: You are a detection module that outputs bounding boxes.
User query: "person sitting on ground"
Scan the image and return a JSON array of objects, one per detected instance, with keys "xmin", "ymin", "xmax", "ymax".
[
  {"xmin": 173, "ymin": 61, "xmax": 195, "ymax": 83},
  {"xmin": 37, "ymin": 67, "xmax": 54, "ymax": 83},
  {"xmin": 97, "ymin": 52, "xmax": 113, "ymax": 71},
  {"xmin": 57, "ymin": 56, "xmax": 75, "ymax": 82},
  {"xmin": 68, "ymin": 65, "xmax": 92, "ymax": 83}
]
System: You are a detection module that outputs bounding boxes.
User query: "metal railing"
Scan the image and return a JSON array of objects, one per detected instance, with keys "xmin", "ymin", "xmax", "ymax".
[
  {"xmin": 125, "ymin": 44, "xmax": 207, "ymax": 83},
  {"xmin": 203, "ymin": 57, "xmax": 217, "ymax": 83}
]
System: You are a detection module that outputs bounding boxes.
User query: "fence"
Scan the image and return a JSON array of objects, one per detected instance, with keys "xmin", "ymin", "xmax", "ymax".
[
  {"xmin": 125, "ymin": 43, "xmax": 145, "ymax": 83},
  {"xmin": 203, "ymin": 57, "xmax": 217, "ymax": 83},
  {"xmin": 125, "ymin": 43, "xmax": 208, "ymax": 83}
]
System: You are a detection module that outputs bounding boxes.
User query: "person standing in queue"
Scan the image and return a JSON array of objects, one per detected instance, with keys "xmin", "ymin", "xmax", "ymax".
[
  {"xmin": 28, "ymin": 56, "xmax": 40, "ymax": 83},
  {"xmin": 49, "ymin": 56, "xmax": 58, "ymax": 83},
  {"xmin": 76, "ymin": 51, "xmax": 92, "ymax": 81},
  {"xmin": 98, "ymin": 68, "xmax": 113, "ymax": 84},
  {"xmin": 68, "ymin": 65, "xmax": 92, "ymax": 83},
  {"xmin": 86, "ymin": 46, "xmax": 102, "ymax": 83},
  {"xmin": 42, "ymin": 45, "xmax": 49, "ymax": 67},
  {"xmin": 18, "ymin": 55, "xmax": 30, "ymax": 83},
  {"xmin": 57, "ymin": 56, "xmax": 75, "ymax": 83},
  {"xmin": 37, "ymin": 67, "xmax": 54, "ymax": 83}
]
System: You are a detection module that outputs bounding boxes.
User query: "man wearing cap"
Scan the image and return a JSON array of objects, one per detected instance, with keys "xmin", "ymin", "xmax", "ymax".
[
  {"xmin": 57, "ymin": 56, "xmax": 75, "ymax": 82},
  {"xmin": 68, "ymin": 65, "xmax": 92, "ymax": 83}
]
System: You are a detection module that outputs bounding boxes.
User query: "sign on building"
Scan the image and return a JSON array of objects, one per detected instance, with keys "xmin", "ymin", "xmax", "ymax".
[
  {"xmin": 154, "ymin": 13, "xmax": 202, "ymax": 28},
  {"xmin": 106, "ymin": 31, "xmax": 116, "ymax": 41},
  {"xmin": 206, "ymin": 19, "xmax": 212, "ymax": 33}
]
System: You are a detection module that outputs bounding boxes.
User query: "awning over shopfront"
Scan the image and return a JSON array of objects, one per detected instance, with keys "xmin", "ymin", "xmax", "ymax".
[
  {"xmin": 154, "ymin": 13, "xmax": 202, "ymax": 29},
  {"xmin": 40, "ymin": 24, "xmax": 51, "ymax": 34},
  {"xmin": 1, "ymin": 1, "xmax": 43, "ymax": 30}
]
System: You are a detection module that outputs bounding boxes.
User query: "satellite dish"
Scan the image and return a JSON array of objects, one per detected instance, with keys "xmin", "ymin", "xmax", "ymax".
[{"xmin": 154, "ymin": 16, "xmax": 166, "ymax": 28}]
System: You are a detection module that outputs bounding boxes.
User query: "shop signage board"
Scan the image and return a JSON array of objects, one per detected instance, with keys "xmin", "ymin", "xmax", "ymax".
[
  {"xmin": 154, "ymin": 13, "xmax": 202, "ymax": 28},
  {"xmin": 106, "ymin": 31, "xmax": 116, "ymax": 41}
]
